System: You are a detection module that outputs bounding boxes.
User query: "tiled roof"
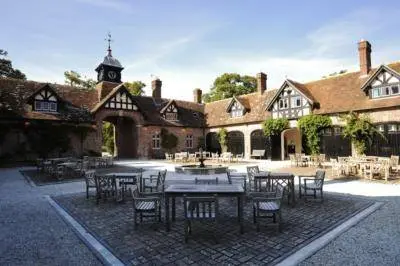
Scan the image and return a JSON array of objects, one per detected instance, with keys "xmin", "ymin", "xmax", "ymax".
[
  {"xmin": 301, "ymin": 61, "xmax": 400, "ymax": 114},
  {"xmin": 204, "ymin": 91, "xmax": 276, "ymax": 127}
]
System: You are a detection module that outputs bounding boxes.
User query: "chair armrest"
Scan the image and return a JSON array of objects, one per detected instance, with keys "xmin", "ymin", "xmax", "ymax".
[
  {"xmin": 134, "ymin": 197, "xmax": 161, "ymax": 202},
  {"xmin": 248, "ymin": 192, "xmax": 276, "ymax": 198},
  {"xmin": 253, "ymin": 196, "xmax": 282, "ymax": 202},
  {"xmin": 139, "ymin": 192, "xmax": 163, "ymax": 197}
]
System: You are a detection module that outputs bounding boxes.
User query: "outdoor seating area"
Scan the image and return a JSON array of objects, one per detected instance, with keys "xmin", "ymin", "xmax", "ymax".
[{"xmin": 166, "ymin": 151, "xmax": 245, "ymax": 163}]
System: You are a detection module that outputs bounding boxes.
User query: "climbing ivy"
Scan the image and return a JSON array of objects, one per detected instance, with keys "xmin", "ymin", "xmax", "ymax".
[
  {"xmin": 298, "ymin": 114, "xmax": 332, "ymax": 155},
  {"xmin": 341, "ymin": 112, "xmax": 384, "ymax": 155},
  {"xmin": 217, "ymin": 128, "xmax": 228, "ymax": 152},
  {"xmin": 262, "ymin": 118, "xmax": 289, "ymax": 137}
]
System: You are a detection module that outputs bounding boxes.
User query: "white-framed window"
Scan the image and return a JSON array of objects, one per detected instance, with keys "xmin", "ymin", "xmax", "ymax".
[
  {"xmin": 377, "ymin": 125, "xmax": 385, "ymax": 132},
  {"xmin": 230, "ymin": 102, "xmax": 243, "ymax": 118},
  {"xmin": 152, "ymin": 133, "xmax": 161, "ymax": 149},
  {"xmin": 185, "ymin": 135, "xmax": 193, "ymax": 148},
  {"xmin": 279, "ymin": 98, "xmax": 289, "ymax": 109},
  {"xmin": 334, "ymin": 127, "xmax": 343, "ymax": 136},
  {"xmin": 371, "ymin": 85, "xmax": 400, "ymax": 99},
  {"xmin": 165, "ymin": 112, "xmax": 178, "ymax": 120},
  {"xmin": 291, "ymin": 96, "xmax": 301, "ymax": 108},
  {"xmin": 34, "ymin": 100, "xmax": 57, "ymax": 112},
  {"xmin": 322, "ymin": 128, "xmax": 332, "ymax": 136}
]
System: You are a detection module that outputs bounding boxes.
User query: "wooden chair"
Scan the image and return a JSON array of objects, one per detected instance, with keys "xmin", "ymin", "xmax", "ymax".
[
  {"xmin": 94, "ymin": 174, "xmax": 116, "ymax": 204},
  {"xmin": 246, "ymin": 166, "xmax": 260, "ymax": 192},
  {"xmin": 195, "ymin": 177, "xmax": 218, "ymax": 185},
  {"xmin": 252, "ymin": 183, "xmax": 284, "ymax": 232},
  {"xmin": 183, "ymin": 194, "xmax": 219, "ymax": 243},
  {"xmin": 289, "ymin": 154, "xmax": 297, "ymax": 167},
  {"xmin": 131, "ymin": 186, "xmax": 162, "ymax": 229},
  {"xmin": 226, "ymin": 170, "xmax": 246, "ymax": 191},
  {"xmin": 298, "ymin": 170, "xmax": 326, "ymax": 202},
  {"xmin": 84, "ymin": 170, "xmax": 96, "ymax": 199},
  {"xmin": 143, "ymin": 169, "xmax": 167, "ymax": 192},
  {"xmin": 390, "ymin": 155, "xmax": 399, "ymax": 174}
]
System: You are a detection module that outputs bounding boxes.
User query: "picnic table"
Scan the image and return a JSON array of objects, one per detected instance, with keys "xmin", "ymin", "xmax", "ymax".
[{"xmin": 164, "ymin": 184, "xmax": 245, "ymax": 234}]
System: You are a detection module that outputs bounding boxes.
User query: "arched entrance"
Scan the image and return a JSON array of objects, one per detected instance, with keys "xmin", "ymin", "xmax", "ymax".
[
  {"xmin": 250, "ymin": 129, "xmax": 271, "ymax": 159},
  {"xmin": 227, "ymin": 131, "xmax": 244, "ymax": 155},
  {"xmin": 206, "ymin": 132, "xmax": 221, "ymax": 153},
  {"xmin": 281, "ymin": 128, "xmax": 302, "ymax": 160},
  {"xmin": 102, "ymin": 116, "xmax": 137, "ymax": 158}
]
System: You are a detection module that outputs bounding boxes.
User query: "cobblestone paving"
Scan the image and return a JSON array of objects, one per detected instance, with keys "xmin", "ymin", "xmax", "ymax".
[{"xmin": 54, "ymin": 192, "xmax": 373, "ymax": 266}]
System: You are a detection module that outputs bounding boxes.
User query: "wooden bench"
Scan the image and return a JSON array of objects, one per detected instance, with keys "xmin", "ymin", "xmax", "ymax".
[{"xmin": 251, "ymin": 149, "xmax": 265, "ymax": 159}]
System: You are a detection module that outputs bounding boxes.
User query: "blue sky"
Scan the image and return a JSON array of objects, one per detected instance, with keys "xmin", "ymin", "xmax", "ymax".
[{"xmin": 2, "ymin": 0, "xmax": 400, "ymax": 100}]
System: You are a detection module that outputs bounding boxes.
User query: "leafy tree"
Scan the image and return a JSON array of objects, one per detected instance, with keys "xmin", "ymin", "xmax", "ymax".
[
  {"xmin": 217, "ymin": 128, "xmax": 228, "ymax": 152},
  {"xmin": 341, "ymin": 112, "xmax": 384, "ymax": 155},
  {"xmin": 0, "ymin": 49, "xmax": 26, "ymax": 80},
  {"xmin": 262, "ymin": 118, "xmax": 289, "ymax": 136},
  {"xmin": 102, "ymin": 122, "xmax": 114, "ymax": 155},
  {"xmin": 160, "ymin": 128, "xmax": 178, "ymax": 152},
  {"xmin": 203, "ymin": 73, "xmax": 257, "ymax": 103},
  {"xmin": 124, "ymin": 81, "xmax": 146, "ymax": 96},
  {"xmin": 298, "ymin": 115, "xmax": 332, "ymax": 155},
  {"xmin": 64, "ymin": 70, "xmax": 95, "ymax": 90}
]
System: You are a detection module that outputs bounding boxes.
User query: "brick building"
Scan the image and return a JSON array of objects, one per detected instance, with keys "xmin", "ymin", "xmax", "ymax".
[{"xmin": 1, "ymin": 40, "xmax": 399, "ymax": 160}]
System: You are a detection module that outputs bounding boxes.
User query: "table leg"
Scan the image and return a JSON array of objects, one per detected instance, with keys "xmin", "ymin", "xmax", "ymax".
[
  {"xmin": 172, "ymin": 196, "xmax": 176, "ymax": 222},
  {"xmin": 291, "ymin": 179, "xmax": 295, "ymax": 206},
  {"xmin": 165, "ymin": 195, "xmax": 170, "ymax": 232},
  {"xmin": 239, "ymin": 194, "xmax": 244, "ymax": 234}
]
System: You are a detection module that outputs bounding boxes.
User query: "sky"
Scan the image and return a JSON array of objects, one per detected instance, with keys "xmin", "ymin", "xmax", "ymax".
[{"xmin": 2, "ymin": 0, "xmax": 400, "ymax": 101}]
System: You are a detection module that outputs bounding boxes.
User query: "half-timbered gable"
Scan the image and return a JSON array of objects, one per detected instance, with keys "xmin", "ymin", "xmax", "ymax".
[
  {"xmin": 361, "ymin": 65, "xmax": 400, "ymax": 99},
  {"xmin": 28, "ymin": 85, "xmax": 60, "ymax": 113},
  {"xmin": 104, "ymin": 87, "xmax": 138, "ymax": 111},
  {"xmin": 266, "ymin": 80, "xmax": 313, "ymax": 119},
  {"xmin": 226, "ymin": 96, "xmax": 246, "ymax": 118},
  {"xmin": 160, "ymin": 100, "xmax": 179, "ymax": 121}
]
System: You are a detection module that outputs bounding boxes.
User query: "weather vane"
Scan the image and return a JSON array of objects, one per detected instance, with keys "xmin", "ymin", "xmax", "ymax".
[{"xmin": 105, "ymin": 32, "xmax": 113, "ymax": 55}]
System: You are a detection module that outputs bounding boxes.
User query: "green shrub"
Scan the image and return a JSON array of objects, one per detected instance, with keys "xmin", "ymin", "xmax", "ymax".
[{"xmin": 298, "ymin": 114, "xmax": 332, "ymax": 155}]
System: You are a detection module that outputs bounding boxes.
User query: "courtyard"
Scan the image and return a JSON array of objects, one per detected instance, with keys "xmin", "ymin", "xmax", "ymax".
[{"xmin": 1, "ymin": 159, "xmax": 400, "ymax": 265}]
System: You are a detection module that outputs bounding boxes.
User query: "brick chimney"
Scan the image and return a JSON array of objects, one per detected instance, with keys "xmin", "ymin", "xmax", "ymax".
[
  {"xmin": 151, "ymin": 78, "xmax": 162, "ymax": 99},
  {"xmin": 256, "ymin": 72, "xmax": 267, "ymax": 94},
  {"xmin": 193, "ymin": 88, "xmax": 202, "ymax": 104},
  {"xmin": 358, "ymin": 40, "xmax": 372, "ymax": 76}
]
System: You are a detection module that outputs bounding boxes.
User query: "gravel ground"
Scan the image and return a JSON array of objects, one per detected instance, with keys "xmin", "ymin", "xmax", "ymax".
[{"xmin": 0, "ymin": 168, "xmax": 101, "ymax": 266}]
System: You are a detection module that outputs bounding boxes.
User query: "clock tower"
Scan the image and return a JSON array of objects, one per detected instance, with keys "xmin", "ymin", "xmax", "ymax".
[{"xmin": 95, "ymin": 33, "xmax": 123, "ymax": 84}]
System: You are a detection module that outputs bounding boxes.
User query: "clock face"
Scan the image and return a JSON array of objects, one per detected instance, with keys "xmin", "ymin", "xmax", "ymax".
[{"xmin": 108, "ymin": 71, "xmax": 117, "ymax": 79}]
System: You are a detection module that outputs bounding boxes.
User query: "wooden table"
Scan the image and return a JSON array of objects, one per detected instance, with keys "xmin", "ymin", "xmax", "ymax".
[
  {"xmin": 253, "ymin": 172, "xmax": 296, "ymax": 206},
  {"xmin": 164, "ymin": 184, "xmax": 245, "ymax": 233},
  {"xmin": 105, "ymin": 172, "xmax": 141, "ymax": 201}
]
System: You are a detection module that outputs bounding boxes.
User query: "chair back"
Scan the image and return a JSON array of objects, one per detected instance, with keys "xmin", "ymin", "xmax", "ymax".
[
  {"xmin": 314, "ymin": 170, "xmax": 326, "ymax": 188},
  {"xmin": 195, "ymin": 177, "xmax": 218, "ymax": 185},
  {"xmin": 226, "ymin": 171, "xmax": 232, "ymax": 184},
  {"xmin": 184, "ymin": 195, "xmax": 218, "ymax": 220},
  {"xmin": 246, "ymin": 166, "xmax": 259, "ymax": 179},
  {"xmin": 84, "ymin": 170, "xmax": 96, "ymax": 186},
  {"xmin": 95, "ymin": 174, "xmax": 113, "ymax": 193},
  {"xmin": 390, "ymin": 155, "xmax": 399, "ymax": 167},
  {"xmin": 274, "ymin": 183, "xmax": 285, "ymax": 201}
]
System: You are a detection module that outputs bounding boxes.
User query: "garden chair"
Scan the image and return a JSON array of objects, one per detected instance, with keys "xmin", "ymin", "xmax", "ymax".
[
  {"xmin": 252, "ymin": 183, "xmax": 284, "ymax": 232},
  {"xmin": 131, "ymin": 185, "xmax": 162, "ymax": 229},
  {"xmin": 94, "ymin": 174, "xmax": 116, "ymax": 204},
  {"xmin": 390, "ymin": 155, "xmax": 399, "ymax": 174},
  {"xmin": 226, "ymin": 170, "xmax": 246, "ymax": 191},
  {"xmin": 143, "ymin": 169, "xmax": 167, "ymax": 192},
  {"xmin": 84, "ymin": 170, "xmax": 96, "ymax": 199},
  {"xmin": 246, "ymin": 166, "xmax": 260, "ymax": 192},
  {"xmin": 165, "ymin": 153, "xmax": 173, "ymax": 160},
  {"xmin": 289, "ymin": 154, "xmax": 297, "ymax": 167},
  {"xmin": 195, "ymin": 177, "xmax": 218, "ymax": 185},
  {"xmin": 183, "ymin": 194, "xmax": 219, "ymax": 243},
  {"xmin": 298, "ymin": 170, "xmax": 326, "ymax": 202}
]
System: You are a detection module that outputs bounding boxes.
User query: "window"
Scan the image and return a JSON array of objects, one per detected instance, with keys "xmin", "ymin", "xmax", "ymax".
[
  {"xmin": 230, "ymin": 102, "xmax": 244, "ymax": 117},
  {"xmin": 34, "ymin": 100, "xmax": 57, "ymax": 112},
  {"xmin": 291, "ymin": 96, "xmax": 301, "ymax": 108},
  {"xmin": 152, "ymin": 134, "xmax": 161, "ymax": 149},
  {"xmin": 185, "ymin": 135, "xmax": 193, "ymax": 148},
  {"xmin": 323, "ymin": 128, "xmax": 332, "ymax": 136},
  {"xmin": 334, "ymin": 127, "xmax": 343, "ymax": 135},
  {"xmin": 377, "ymin": 125, "xmax": 385, "ymax": 132},
  {"xmin": 165, "ymin": 112, "xmax": 178, "ymax": 120},
  {"xmin": 279, "ymin": 98, "xmax": 288, "ymax": 109},
  {"xmin": 371, "ymin": 85, "xmax": 400, "ymax": 99}
]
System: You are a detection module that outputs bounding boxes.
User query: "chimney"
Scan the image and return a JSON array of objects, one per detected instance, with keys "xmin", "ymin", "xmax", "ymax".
[
  {"xmin": 151, "ymin": 78, "xmax": 162, "ymax": 99},
  {"xmin": 256, "ymin": 72, "xmax": 267, "ymax": 94},
  {"xmin": 193, "ymin": 88, "xmax": 202, "ymax": 104},
  {"xmin": 358, "ymin": 40, "xmax": 372, "ymax": 76}
]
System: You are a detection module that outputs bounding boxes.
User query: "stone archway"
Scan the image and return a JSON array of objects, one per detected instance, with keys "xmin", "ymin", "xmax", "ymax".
[
  {"xmin": 281, "ymin": 128, "xmax": 302, "ymax": 160},
  {"xmin": 103, "ymin": 116, "xmax": 137, "ymax": 158},
  {"xmin": 250, "ymin": 129, "xmax": 271, "ymax": 159},
  {"xmin": 227, "ymin": 131, "xmax": 244, "ymax": 155},
  {"xmin": 206, "ymin": 132, "xmax": 221, "ymax": 153}
]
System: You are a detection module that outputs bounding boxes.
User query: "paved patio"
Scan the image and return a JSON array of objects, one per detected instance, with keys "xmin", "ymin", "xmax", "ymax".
[{"xmin": 53, "ymin": 189, "xmax": 372, "ymax": 265}]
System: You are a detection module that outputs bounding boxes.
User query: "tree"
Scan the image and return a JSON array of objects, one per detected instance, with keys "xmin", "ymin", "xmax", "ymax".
[
  {"xmin": 160, "ymin": 128, "xmax": 178, "ymax": 152},
  {"xmin": 203, "ymin": 73, "xmax": 257, "ymax": 103},
  {"xmin": 217, "ymin": 128, "xmax": 228, "ymax": 152},
  {"xmin": 298, "ymin": 114, "xmax": 332, "ymax": 155},
  {"xmin": 341, "ymin": 112, "xmax": 384, "ymax": 155},
  {"xmin": 64, "ymin": 70, "xmax": 96, "ymax": 90},
  {"xmin": 262, "ymin": 118, "xmax": 289, "ymax": 137},
  {"xmin": 124, "ymin": 81, "xmax": 146, "ymax": 96},
  {"xmin": 102, "ymin": 122, "xmax": 114, "ymax": 155},
  {"xmin": 0, "ymin": 49, "xmax": 26, "ymax": 80}
]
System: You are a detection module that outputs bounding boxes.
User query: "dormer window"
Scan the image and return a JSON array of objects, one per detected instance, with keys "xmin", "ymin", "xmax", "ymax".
[
  {"xmin": 230, "ymin": 101, "xmax": 244, "ymax": 117},
  {"xmin": 371, "ymin": 85, "xmax": 400, "ymax": 99},
  {"xmin": 162, "ymin": 102, "xmax": 178, "ymax": 121},
  {"xmin": 278, "ymin": 98, "xmax": 288, "ymax": 109},
  {"xmin": 33, "ymin": 90, "xmax": 58, "ymax": 113}
]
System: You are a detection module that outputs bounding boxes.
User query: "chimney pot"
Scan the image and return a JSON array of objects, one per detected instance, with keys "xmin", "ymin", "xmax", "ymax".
[
  {"xmin": 193, "ymin": 88, "xmax": 202, "ymax": 104},
  {"xmin": 256, "ymin": 72, "xmax": 267, "ymax": 94},
  {"xmin": 358, "ymin": 40, "xmax": 372, "ymax": 76},
  {"xmin": 151, "ymin": 78, "xmax": 162, "ymax": 99}
]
